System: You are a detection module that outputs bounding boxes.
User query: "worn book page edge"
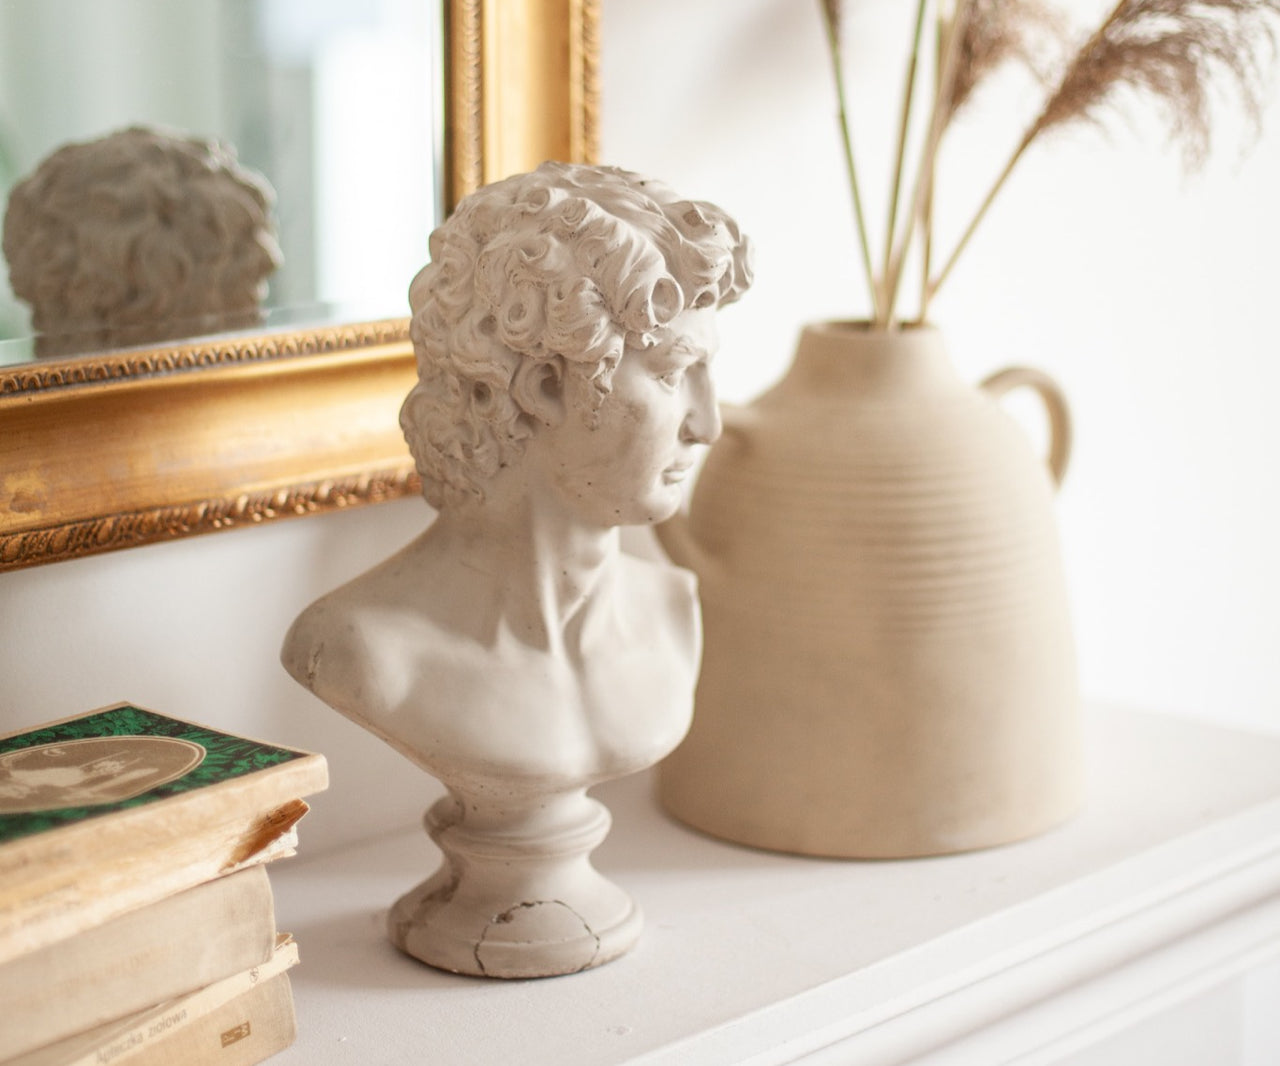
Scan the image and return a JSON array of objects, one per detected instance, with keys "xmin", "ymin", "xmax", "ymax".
[{"xmin": 0, "ymin": 806, "xmax": 303, "ymax": 966}]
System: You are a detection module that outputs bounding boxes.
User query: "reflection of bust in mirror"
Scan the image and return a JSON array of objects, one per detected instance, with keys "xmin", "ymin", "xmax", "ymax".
[
  {"xmin": 2, "ymin": 125, "xmax": 281, "ymax": 358},
  {"xmin": 281, "ymin": 160, "xmax": 753, "ymax": 978}
]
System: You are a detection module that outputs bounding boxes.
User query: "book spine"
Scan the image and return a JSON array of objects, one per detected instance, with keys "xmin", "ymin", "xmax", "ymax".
[{"xmin": 126, "ymin": 973, "xmax": 296, "ymax": 1066}]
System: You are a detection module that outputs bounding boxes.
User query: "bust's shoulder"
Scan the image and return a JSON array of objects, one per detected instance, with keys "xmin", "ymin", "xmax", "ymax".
[
  {"xmin": 279, "ymin": 561, "xmax": 427, "ymax": 719},
  {"xmin": 280, "ymin": 584, "xmax": 367, "ymax": 702}
]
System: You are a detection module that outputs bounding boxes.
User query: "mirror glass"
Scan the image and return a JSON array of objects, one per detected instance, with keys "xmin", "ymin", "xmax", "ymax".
[{"xmin": 0, "ymin": 0, "xmax": 441, "ymax": 367}]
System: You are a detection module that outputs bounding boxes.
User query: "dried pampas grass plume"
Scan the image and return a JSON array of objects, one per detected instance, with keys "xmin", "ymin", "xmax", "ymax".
[
  {"xmin": 1036, "ymin": 0, "xmax": 1280, "ymax": 165},
  {"xmin": 947, "ymin": 0, "xmax": 1069, "ymax": 119},
  {"xmin": 929, "ymin": 0, "xmax": 1280, "ymax": 300}
]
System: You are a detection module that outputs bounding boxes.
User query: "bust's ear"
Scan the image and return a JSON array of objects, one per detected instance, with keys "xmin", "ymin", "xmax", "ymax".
[{"xmin": 511, "ymin": 358, "xmax": 565, "ymax": 428}]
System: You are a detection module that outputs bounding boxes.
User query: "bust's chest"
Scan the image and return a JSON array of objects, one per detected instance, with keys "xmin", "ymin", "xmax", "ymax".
[{"xmin": 376, "ymin": 623, "xmax": 698, "ymax": 789}]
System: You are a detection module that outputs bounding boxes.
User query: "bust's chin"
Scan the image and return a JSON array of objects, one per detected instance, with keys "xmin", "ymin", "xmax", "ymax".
[
  {"xmin": 631, "ymin": 478, "xmax": 693, "ymax": 527},
  {"xmin": 649, "ymin": 497, "xmax": 686, "ymax": 526}
]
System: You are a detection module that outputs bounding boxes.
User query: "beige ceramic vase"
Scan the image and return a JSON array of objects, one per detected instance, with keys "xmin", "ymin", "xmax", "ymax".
[{"xmin": 656, "ymin": 321, "xmax": 1083, "ymax": 858}]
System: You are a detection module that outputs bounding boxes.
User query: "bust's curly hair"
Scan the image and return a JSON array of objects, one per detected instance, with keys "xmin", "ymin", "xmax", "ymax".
[
  {"xmin": 2, "ymin": 125, "xmax": 281, "ymax": 351},
  {"xmin": 402, "ymin": 160, "xmax": 754, "ymax": 509}
]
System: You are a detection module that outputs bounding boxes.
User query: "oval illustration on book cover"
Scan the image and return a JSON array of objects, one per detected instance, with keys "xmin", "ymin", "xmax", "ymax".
[{"xmin": 0, "ymin": 736, "xmax": 207, "ymax": 814}]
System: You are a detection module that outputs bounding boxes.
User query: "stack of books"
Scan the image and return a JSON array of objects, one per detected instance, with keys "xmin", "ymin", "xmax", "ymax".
[{"xmin": 0, "ymin": 702, "xmax": 328, "ymax": 1066}]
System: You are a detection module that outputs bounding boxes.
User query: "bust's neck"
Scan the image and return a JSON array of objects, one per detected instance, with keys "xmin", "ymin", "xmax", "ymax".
[{"xmin": 426, "ymin": 491, "xmax": 620, "ymax": 658}]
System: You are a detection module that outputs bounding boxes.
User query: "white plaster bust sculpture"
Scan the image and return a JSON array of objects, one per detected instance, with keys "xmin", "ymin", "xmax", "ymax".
[
  {"xmin": 2, "ymin": 125, "xmax": 281, "ymax": 356},
  {"xmin": 281, "ymin": 161, "xmax": 753, "ymax": 978}
]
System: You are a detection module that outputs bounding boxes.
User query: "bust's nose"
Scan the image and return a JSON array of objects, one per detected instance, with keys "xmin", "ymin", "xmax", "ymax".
[{"xmin": 680, "ymin": 363, "xmax": 722, "ymax": 445}]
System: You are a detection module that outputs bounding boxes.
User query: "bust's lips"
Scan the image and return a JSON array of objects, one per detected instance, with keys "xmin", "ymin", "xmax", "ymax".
[{"xmin": 662, "ymin": 462, "xmax": 694, "ymax": 485}]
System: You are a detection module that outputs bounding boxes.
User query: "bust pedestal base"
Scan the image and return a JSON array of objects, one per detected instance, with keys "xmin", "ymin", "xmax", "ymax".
[{"xmin": 388, "ymin": 791, "xmax": 643, "ymax": 978}]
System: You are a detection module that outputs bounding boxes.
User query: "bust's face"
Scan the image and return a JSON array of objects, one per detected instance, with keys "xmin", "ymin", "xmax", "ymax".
[{"xmin": 531, "ymin": 306, "xmax": 721, "ymax": 528}]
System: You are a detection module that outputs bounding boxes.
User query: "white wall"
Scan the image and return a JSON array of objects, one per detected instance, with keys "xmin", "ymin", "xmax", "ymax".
[
  {"xmin": 0, "ymin": 502, "xmax": 444, "ymax": 854},
  {"xmin": 599, "ymin": 0, "xmax": 1280, "ymax": 736}
]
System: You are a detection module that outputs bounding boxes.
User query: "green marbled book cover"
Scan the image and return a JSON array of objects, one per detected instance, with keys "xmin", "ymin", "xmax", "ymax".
[{"xmin": 0, "ymin": 704, "xmax": 313, "ymax": 847}]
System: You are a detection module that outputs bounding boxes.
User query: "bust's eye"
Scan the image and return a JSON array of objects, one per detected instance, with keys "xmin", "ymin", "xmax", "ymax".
[{"xmin": 657, "ymin": 367, "xmax": 686, "ymax": 390}]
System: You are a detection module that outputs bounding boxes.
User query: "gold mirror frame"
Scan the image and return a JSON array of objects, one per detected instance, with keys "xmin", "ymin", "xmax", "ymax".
[{"xmin": 0, "ymin": 0, "xmax": 599, "ymax": 572}]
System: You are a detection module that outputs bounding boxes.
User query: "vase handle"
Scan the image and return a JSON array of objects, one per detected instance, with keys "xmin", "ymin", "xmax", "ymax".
[{"xmin": 980, "ymin": 366, "xmax": 1072, "ymax": 487}]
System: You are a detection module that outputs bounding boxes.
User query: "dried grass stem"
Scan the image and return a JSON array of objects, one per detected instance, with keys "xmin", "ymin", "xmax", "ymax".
[
  {"xmin": 820, "ymin": 1, "xmax": 882, "ymax": 322},
  {"xmin": 881, "ymin": 0, "xmax": 932, "ymax": 302},
  {"xmin": 880, "ymin": 0, "xmax": 975, "ymax": 327}
]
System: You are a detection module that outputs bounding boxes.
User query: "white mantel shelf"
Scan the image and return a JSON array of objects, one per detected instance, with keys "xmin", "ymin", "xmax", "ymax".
[{"xmin": 269, "ymin": 707, "xmax": 1280, "ymax": 1064}]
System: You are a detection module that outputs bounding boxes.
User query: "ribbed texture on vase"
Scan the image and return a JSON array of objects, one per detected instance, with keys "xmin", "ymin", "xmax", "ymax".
[{"xmin": 689, "ymin": 407, "xmax": 1062, "ymax": 632}]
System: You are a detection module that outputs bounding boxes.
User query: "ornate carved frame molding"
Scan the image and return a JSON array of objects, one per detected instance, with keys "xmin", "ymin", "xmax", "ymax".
[{"xmin": 0, "ymin": 0, "xmax": 599, "ymax": 572}]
